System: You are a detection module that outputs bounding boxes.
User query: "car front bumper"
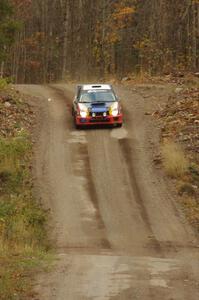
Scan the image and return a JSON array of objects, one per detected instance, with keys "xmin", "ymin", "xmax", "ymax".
[{"xmin": 75, "ymin": 114, "xmax": 123, "ymax": 126}]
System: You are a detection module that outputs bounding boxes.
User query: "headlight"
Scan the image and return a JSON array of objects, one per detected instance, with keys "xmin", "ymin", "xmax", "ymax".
[
  {"xmin": 78, "ymin": 103, "xmax": 89, "ymax": 118},
  {"xmin": 110, "ymin": 102, "xmax": 119, "ymax": 116}
]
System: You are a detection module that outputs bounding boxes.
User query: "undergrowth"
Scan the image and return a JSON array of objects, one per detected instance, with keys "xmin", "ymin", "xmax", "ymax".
[
  {"xmin": 0, "ymin": 128, "xmax": 50, "ymax": 299},
  {"xmin": 161, "ymin": 140, "xmax": 199, "ymax": 231},
  {"xmin": 0, "ymin": 78, "xmax": 9, "ymax": 90}
]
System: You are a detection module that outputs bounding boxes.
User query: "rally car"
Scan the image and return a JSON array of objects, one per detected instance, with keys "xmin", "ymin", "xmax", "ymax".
[{"xmin": 72, "ymin": 84, "xmax": 123, "ymax": 128}]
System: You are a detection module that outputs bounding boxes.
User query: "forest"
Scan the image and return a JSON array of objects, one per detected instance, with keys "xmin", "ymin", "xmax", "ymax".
[
  {"xmin": 0, "ymin": 0, "xmax": 199, "ymax": 83},
  {"xmin": 0, "ymin": 2, "xmax": 199, "ymax": 299}
]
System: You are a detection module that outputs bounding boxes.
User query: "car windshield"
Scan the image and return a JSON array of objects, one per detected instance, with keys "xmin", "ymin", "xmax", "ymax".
[{"xmin": 79, "ymin": 90, "xmax": 116, "ymax": 103}]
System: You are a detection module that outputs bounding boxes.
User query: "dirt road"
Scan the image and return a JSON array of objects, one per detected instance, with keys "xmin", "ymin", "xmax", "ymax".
[{"xmin": 17, "ymin": 84, "xmax": 199, "ymax": 300}]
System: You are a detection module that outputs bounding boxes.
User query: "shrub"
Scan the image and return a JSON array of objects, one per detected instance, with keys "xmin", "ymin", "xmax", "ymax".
[
  {"xmin": 0, "ymin": 78, "xmax": 8, "ymax": 90},
  {"xmin": 178, "ymin": 182, "xmax": 196, "ymax": 196}
]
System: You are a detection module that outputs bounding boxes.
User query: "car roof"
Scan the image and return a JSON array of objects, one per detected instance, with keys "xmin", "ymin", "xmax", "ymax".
[{"xmin": 79, "ymin": 84, "xmax": 112, "ymax": 91}]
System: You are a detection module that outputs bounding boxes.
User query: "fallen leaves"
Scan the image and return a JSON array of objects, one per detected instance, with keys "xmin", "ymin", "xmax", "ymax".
[
  {"xmin": 156, "ymin": 87, "xmax": 199, "ymax": 158},
  {"xmin": 155, "ymin": 85, "xmax": 199, "ymax": 230},
  {"xmin": 0, "ymin": 88, "xmax": 35, "ymax": 138}
]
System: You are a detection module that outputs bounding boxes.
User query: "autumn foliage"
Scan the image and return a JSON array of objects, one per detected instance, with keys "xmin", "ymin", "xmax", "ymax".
[{"xmin": 0, "ymin": 0, "xmax": 199, "ymax": 82}]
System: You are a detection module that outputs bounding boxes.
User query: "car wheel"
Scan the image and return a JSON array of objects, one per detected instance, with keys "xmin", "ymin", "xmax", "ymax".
[
  {"xmin": 74, "ymin": 116, "xmax": 81, "ymax": 129},
  {"xmin": 117, "ymin": 123, "xmax": 122, "ymax": 128},
  {"xmin": 75, "ymin": 124, "xmax": 81, "ymax": 129}
]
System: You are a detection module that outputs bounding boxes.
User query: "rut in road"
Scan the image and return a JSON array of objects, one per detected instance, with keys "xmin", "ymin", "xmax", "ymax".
[
  {"xmin": 17, "ymin": 84, "xmax": 199, "ymax": 300},
  {"xmin": 49, "ymin": 85, "xmax": 162, "ymax": 253}
]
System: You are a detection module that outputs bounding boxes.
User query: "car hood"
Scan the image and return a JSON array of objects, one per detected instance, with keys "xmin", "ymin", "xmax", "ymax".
[{"xmin": 81, "ymin": 102, "xmax": 115, "ymax": 111}]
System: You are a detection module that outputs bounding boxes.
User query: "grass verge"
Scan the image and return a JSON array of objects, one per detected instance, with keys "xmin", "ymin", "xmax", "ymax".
[{"xmin": 0, "ymin": 93, "xmax": 51, "ymax": 299}]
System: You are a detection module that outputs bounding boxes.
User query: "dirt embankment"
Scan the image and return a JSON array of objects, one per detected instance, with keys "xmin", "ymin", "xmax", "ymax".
[
  {"xmin": 122, "ymin": 75, "xmax": 199, "ymax": 231},
  {"xmin": 160, "ymin": 87, "xmax": 199, "ymax": 158},
  {"xmin": 0, "ymin": 86, "xmax": 48, "ymax": 300},
  {"xmin": 156, "ymin": 86, "xmax": 199, "ymax": 230}
]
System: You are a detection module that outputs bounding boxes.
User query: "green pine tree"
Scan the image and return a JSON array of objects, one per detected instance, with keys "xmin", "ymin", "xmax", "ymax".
[{"xmin": 0, "ymin": 0, "xmax": 21, "ymax": 76}]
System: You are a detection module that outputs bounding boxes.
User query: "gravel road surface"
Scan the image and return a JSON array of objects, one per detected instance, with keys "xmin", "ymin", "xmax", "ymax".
[{"xmin": 17, "ymin": 84, "xmax": 199, "ymax": 300}]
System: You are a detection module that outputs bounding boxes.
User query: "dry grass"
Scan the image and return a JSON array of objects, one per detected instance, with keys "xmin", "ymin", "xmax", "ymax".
[{"xmin": 161, "ymin": 141, "xmax": 189, "ymax": 178}]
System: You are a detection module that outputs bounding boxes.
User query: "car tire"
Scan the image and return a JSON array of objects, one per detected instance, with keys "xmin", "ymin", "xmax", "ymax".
[
  {"xmin": 117, "ymin": 123, "xmax": 122, "ymax": 128},
  {"xmin": 75, "ymin": 124, "xmax": 81, "ymax": 129},
  {"xmin": 73, "ymin": 115, "xmax": 79, "ymax": 129},
  {"xmin": 74, "ymin": 118, "xmax": 81, "ymax": 129}
]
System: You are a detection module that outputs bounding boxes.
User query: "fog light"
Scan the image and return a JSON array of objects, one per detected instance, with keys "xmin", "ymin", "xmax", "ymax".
[
  {"xmin": 92, "ymin": 113, "xmax": 96, "ymax": 117},
  {"xmin": 103, "ymin": 112, "xmax": 107, "ymax": 117}
]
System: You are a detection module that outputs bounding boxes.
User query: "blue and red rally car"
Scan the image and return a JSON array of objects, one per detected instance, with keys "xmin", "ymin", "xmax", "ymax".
[{"xmin": 72, "ymin": 84, "xmax": 123, "ymax": 128}]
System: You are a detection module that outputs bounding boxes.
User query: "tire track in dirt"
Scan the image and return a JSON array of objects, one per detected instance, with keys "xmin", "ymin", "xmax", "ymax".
[
  {"xmin": 116, "ymin": 85, "xmax": 198, "ymax": 250},
  {"xmin": 118, "ymin": 137, "xmax": 163, "ymax": 254},
  {"xmin": 48, "ymin": 85, "xmax": 111, "ymax": 250}
]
